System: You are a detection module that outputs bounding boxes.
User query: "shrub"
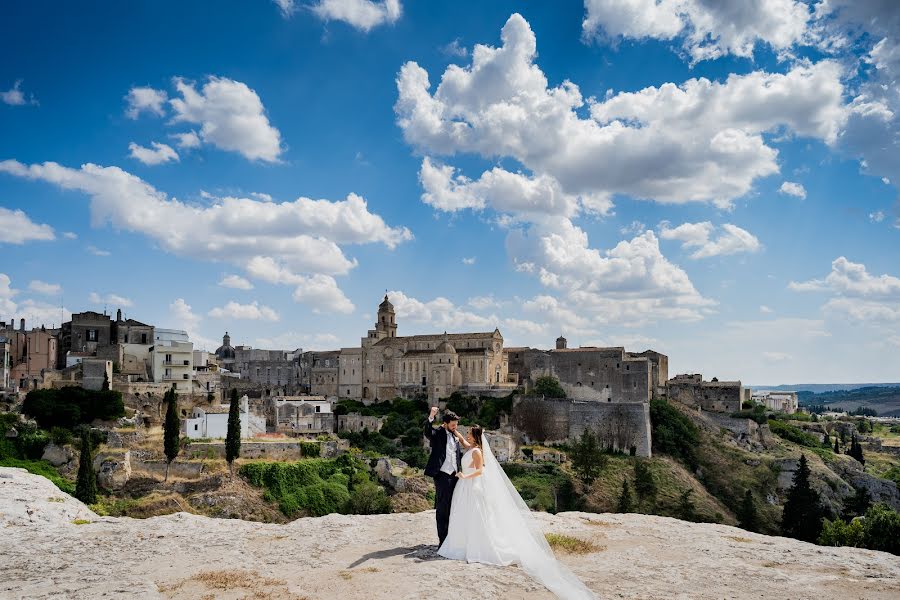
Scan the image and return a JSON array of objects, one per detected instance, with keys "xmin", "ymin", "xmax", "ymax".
[
  {"xmin": 633, "ymin": 460, "xmax": 658, "ymax": 506},
  {"xmin": 22, "ymin": 387, "xmax": 124, "ymax": 430},
  {"xmin": 532, "ymin": 376, "xmax": 566, "ymax": 399},
  {"xmin": 819, "ymin": 517, "xmax": 864, "ymax": 547},
  {"xmin": 50, "ymin": 427, "xmax": 73, "ymax": 447},
  {"xmin": 767, "ymin": 419, "xmax": 827, "ymax": 448},
  {"xmin": 861, "ymin": 503, "xmax": 900, "ymax": 554},
  {"xmin": 677, "ymin": 488, "xmax": 698, "ymax": 522},
  {"xmin": 570, "ymin": 429, "xmax": 608, "ymax": 486},
  {"xmin": 347, "ymin": 482, "xmax": 391, "ymax": 514},
  {"xmin": 300, "ymin": 442, "xmax": 321, "ymax": 458},
  {"xmin": 650, "ymin": 399, "xmax": 699, "ymax": 469}
]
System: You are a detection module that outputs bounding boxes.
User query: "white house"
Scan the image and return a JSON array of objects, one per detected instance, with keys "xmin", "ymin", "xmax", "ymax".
[
  {"xmin": 183, "ymin": 395, "xmax": 259, "ymax": 439},
  {"xmin": 151, "ymin": 339, "xmax": 194, "ymax": 394}
]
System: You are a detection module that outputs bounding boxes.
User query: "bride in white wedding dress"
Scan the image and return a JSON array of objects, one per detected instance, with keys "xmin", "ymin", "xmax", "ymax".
[{"xmin": 438, "ymin": 426, "xmax": 597, "ymax": 600}]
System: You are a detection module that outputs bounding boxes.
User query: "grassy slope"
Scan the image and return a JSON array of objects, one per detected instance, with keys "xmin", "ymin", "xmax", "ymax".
[{"xmin": 583, "ymin": 454, "xmax": 737, "ymax": 524}]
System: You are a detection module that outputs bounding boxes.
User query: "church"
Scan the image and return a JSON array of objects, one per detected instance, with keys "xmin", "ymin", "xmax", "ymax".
[{"xmin": 310, "ymin": 295, "xmax": 517, "ymax": 402}]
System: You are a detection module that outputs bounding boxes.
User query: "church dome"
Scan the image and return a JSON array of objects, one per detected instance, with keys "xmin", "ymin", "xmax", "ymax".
[
  {"xmin": 215, "ymin": 331, "xmax": 235, "ymax": 359},
  {"xmin": 435, "ymin": 338, "xmax": 456, "ymax": 354},
  {"xmin": 379, "ymin": 294, "xmax": 394, "ymax": 312}
]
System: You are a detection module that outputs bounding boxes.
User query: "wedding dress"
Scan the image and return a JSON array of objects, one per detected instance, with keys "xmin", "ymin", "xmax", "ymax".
[{"xmin": 438, "ymin": 437, "xmax": 597, "ymax": 600}]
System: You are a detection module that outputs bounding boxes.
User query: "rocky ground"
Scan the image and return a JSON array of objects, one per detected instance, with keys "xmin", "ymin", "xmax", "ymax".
[{"xmin": 3, "ymin": 467, "xmax": 900, "ymax": 600}]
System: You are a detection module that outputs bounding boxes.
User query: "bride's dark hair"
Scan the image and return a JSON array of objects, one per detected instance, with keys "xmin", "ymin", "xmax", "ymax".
[{"xmin": 470, "ymin": 425, "xmax": 484, "ymax": 448}]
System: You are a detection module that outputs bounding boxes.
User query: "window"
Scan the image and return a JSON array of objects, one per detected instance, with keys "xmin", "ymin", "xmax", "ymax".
[
  {"xmin": 194, "ymin": 424, "xmax": 198, "ymax": 431},
  {"xmin": 141, "ymin": 333, "xmax": 147, "ymax": 344},
  {"xmin": 165, "ymin": 353, "xmax": 172, "ymax": 364},
  {"xmin": 124, "ymin": 334, "xmax": 128, "ymax": 343},
  {"xmin": 315, "ymin": 405, "xmax": 321, "ymax": 413},
  {"xmin": 87, "ymin": 329, "xmax": 97, "ymax": 342}
]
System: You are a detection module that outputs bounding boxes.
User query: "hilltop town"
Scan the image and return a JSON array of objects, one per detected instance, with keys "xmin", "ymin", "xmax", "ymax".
[{"xmin": 1, "ymin": 293, "xmax": 899, "ymax": 568}]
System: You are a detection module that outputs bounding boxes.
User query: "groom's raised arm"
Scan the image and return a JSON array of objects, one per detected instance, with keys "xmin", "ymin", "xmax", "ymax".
[{"xmin": 423, "ymin": 406, "xmax": 439, "ymax": 440}]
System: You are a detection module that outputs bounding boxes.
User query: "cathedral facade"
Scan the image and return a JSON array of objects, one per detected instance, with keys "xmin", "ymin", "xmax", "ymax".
[{"xmin": 311, "ymin": 295, "xmax": 515, "ymax": 402}]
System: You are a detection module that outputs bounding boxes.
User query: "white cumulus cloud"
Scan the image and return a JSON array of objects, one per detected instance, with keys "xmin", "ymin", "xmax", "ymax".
[
  {"xmin": 219, "ymin": 275, "xmax": 254, "ymax": 290},
  {"xmin": 128, "ymin": 141, "xmax": 179, "ymax": 166},
  {"xmin": 658, "ymin": 221, "xmax": 761, "ymax": 259},
  {"xmin": 28, "ymin": 280, "xmax": 61, "ymax": 296},
  {"xmin": 169, "ymin": 76, "xmax": 283, "ymax": 162},
  {"xmin": 312, "ymin": 0, "xmax": 402, "ymax": 32},
  {"xmin": 0, "ymin": 207, "xmax": 55, "ymax": 244},
  {"xmin": 89, "ymin": 291, "xmax": 133, "ymax": 308},
  {"xmin": 779, "ymin": 181, "xmax": 807, "ymax": 199},
  {"xmin": 124, "ymin": 86, "xmax": 167, "ymax": 118},
  {"xmin": 208, "ymin": 301, "xmax": 279, "ymax": 321}
]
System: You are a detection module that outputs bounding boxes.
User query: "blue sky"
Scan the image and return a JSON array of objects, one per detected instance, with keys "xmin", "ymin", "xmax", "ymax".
[{"xmin": 1, "ymin": 0, "xmax": 898, "ymax": 384}]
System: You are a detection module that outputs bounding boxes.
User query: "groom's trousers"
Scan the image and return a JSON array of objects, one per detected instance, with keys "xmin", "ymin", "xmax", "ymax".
[{"xmin": 433, "ymin": 471, "xmax": 458, "ymax": 545}]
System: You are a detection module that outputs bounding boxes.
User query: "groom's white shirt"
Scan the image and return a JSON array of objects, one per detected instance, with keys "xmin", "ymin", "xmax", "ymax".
[{"xmin": 429, "ymin": 416, "xmax": 458, "ymax": 475}]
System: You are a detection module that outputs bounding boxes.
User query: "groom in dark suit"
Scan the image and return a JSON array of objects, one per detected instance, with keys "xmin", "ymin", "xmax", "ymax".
[{"xmin": 423, "ymin": 406, "xmax": 463, "ymax": 546}]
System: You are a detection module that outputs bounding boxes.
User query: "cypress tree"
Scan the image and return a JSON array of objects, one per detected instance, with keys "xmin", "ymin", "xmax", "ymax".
[
  {"xmin": 163, "ymin": 385, "xmax": 180, "ymax": 482},
  {"xmin": 840, "ymin": 428, "xmax": 846, "ymax": 444},
  {"xmin": 738, "ymin": 489, "xmax": 760, "ymax": 532},
  {"xmin": 570, "ymin": 429, "xmax": 607, "ymax": 486},
  {"xmin": 842, "ymin": 486, "xmax": 871, "ymax": 521},
  {"xmin": 74, "ymin": 429, "xmax": 97, "ymax": 504},
  {"xmin": 781, "ymin": 454, "xmax": 824, "ymax": 542},
  {"xmin": 677, "ymin": 488, "xmax": 698, "ymax": 522},
  {"xmin": 833, "ymin": 436, "xmax": 839, "ymax": 453},
  {"xmin": 101, "ymin": 371, "xmax": 110, "ymax": 391},
  {"xmin": 634, "ymin": 459, "xmax": 658, "ymax": 507},
  {"xmin": 225, "ymin": 388, "xmax": 242, "ymax": 474},
  {"xmin": 617, "ymin": 477, "xmax": 633, "ymax": 513},
  {"xmin": 850, "ymin": 436, "xmax": 866, "ymax": 466}
]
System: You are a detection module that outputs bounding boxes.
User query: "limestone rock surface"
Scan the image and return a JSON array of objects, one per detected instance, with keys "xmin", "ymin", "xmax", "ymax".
[{"xmin": 2, "ymin": 467, "xmax": 899, "ymax": 600}]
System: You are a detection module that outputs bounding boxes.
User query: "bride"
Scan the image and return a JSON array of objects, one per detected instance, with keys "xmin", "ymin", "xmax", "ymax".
[{"xmin": 438, "ymin": 425, "xmax": 597, "ymax": 600}]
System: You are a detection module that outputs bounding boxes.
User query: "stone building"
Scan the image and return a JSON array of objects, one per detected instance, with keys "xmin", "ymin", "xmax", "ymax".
[
  {"xmin": 506, "ymin": 336, "xmax": 667, "ymax": 458},
  {"xmin": 0, "ymin": 335, "xmax": 11, "ymax": 391},
  {"xmin": 337, "ymin": 413, "xmax": 385, "ymax": 433},
  {"xmin": 82, "ymin": 358, "xmax": 113, "ymax": 391},
  {"xmin": 1, "ymin": 320, "xmax": 58, "ymax": 391},
  {"xmin": 310, "ymin": 295, "xmax": 515, "ymax": 402},
  {"xmin": 183, "ymin": 396, "xmax": 259, "ymax": 440},
  {"xmin": 666, "ymin": 374, "xmax": 742, "ymax": 413},
  {"xmin": 150, "ymin": 337, "xmax": 194, "ymax": 394},
  {"xmin": 274, "ymin": 396, "xmax": 334, "ymax": 435},
  {"xmin": 57, "ymin": 311, "xmax": 113, "ymax": 368},
  {"xmin": 232, "ymin": 345, "xmax": 300, "ymax": 389},
  {"xmin": 507, "ymin": 338, "xmax": 667, "ymax": 403},
  {"xmin": 752, "ymin": 390, "xmax": 798, "ymax": 414}
]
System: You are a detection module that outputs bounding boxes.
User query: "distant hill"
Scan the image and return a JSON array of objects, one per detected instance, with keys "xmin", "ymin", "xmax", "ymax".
[
  {"xmin": 748, "ymin": 383, "xmax": 900, "ymax": 393},
  {"xmin": 789, "ymin": 386, "xmax": 900, "ymax": 418}
]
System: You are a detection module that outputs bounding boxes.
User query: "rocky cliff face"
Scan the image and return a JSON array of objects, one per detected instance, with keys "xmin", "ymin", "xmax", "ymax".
[{"xmin": 2, "ymin": 467, "xmax": 899, "ymax": 600}]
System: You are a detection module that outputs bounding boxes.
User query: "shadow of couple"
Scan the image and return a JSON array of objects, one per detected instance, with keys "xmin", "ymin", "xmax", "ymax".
[{"xmin": 347, "ymin": 544, "xmax": 447, "ymax": 569}]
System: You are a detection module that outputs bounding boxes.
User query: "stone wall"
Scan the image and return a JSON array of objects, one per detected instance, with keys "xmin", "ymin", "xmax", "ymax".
[
  {"xmin": 667, "ymin": 375, "xmax": 742, "ymax": 413},
  {"xmin": 569, "ymin": 401, "xmax": 652, "ymax": 457},
  {"xmin": 511, "ymin": 396, "xmax": 652, "ymax": 457}
]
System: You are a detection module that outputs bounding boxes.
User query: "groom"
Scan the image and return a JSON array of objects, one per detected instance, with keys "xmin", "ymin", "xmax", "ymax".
[{"xmin": 423, "ymin": 406, "xmax": 463, "ymax": 546}]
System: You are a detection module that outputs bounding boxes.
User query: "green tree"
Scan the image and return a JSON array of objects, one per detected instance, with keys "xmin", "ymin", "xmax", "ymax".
[
  {"xmin": 569, "ymin": 429, "xmax": 607, "ymax": 486},
  {"xmin": 781, "ymin": 454, "xmax": 824, "ymax": 542},
  {"xmin": 861, "ymin": 503, "xmax": 900, "ymax": 554},
  {"xmin": 533, "ymin": 376, "xmax": 566, "ymax": 399},
  {"xmin": 633, "ymin": 459, "xmax": 658, "ymax": 507},
  {"xmin": 737, "ymin": 489, "xmax": 759, "ymax": 532},
  {"xmin": 617, "ymin": 478, "xmax": 633, "ymax": 513},
  {"xmin": 74, "ymin": 429, "xmax": 97, "ymax": 504},
  {"xmin": 163, "ymin": 385, "xmax": 180, "ymax": 482},
  {"xmin": 101, "ymin": 371, "xmax": 110, "ymax": 391},
  {"xmin": 649, "ymin": 398, "xmax": 699, "ymax": 469},
  {"xmin": 225, "ymin": 388, "xmax": 242, "ymax": 474},
  {"xmin": 833, "ymin": 436, "xmax": 839, "ymax": 453},
  {"xmin": 677, "ymin": 488, "xmax": 697, "ymax": 522},
  {"xmin": 849, "ymin": 436, "xmax": 866, "ymax": 466},
  {"xmin": 842, "ymin": 486, "xmax": 871, "ymax": 521}
]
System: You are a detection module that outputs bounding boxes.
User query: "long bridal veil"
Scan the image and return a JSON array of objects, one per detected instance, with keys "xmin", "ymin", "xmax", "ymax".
[{"xmin": 481, "ymin": 436, "xmax": 597, "ymax": 600}]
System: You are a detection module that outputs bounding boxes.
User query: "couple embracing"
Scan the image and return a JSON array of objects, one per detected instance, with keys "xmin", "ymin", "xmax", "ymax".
[{"xmin": 423, "ymin": 407, "xmax": 597, "ymax": 600}]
